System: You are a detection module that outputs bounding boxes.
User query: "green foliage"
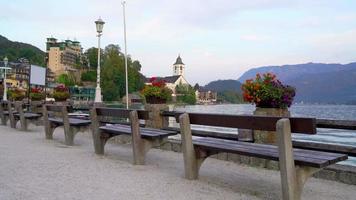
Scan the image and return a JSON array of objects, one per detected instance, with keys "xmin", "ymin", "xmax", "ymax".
[
  {"xmin": 30, "ymin": 88, "xmax": 45, "ymax": 100},
  {"xmin": 101, "ymin": 44, "xmax": 145, "ymax": 101},
  {"xmin": 81, "ymin": 70, "xmax": 97, "ymax": 82},
  {"xmin": 84, "ymin": 47, "xmax": 102, "ymax": 69},
  {"xmin": 0, "ymin": 35, "xmax": 45, "ymax": 66},
  {"xmin": 175, "ymin": 84, "xmax": 196, "ymax": 105},
  {"xmin": 30, "ymin": 93, "xmax": 45, "ymax": 101},
  {"xmin": 56, "ymin": 73, "xmax": 75, "ymax": 87},
  {"xmin": 8, "ymin": 88, "xmax": 26, "ymax": 101},
  {"xmin": 217, "ymin": 91, "xmax": 243, "ymax": 104}
]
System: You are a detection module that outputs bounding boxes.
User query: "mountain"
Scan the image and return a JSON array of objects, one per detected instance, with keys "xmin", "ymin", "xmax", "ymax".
[
  {"xmin": 238, "ymin": 62, "xmax": 356, "ymax": 83},
  {"xmin": 238, "ymin": 62, "xmax": 356, "ymax": 104},
  {"xmin": 204, "ymin": 79, "xmax": 242, "ymax": 93},
  {"xmin": 0, "ymin": 35, "xmax": 45, "ymax": 66}
]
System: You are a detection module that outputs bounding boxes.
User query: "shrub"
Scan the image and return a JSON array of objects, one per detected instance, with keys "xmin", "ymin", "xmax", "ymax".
[
  {"xmin": 241, "ymin": 73, "xmax": 295, "ymax": 108},
  {"xmin": 30, "ymin": 88, "xmax": 45, "ymax": 101},
  {"xmin": 141, "ymin": 77, "xmax": 172, "ymax": 103}
]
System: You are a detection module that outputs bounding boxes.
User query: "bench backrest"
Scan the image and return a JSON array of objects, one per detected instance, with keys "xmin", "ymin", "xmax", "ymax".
[
  {"xmin": 178, "ymin": 113, "xmax": 316, "ymax": 134},
  {"xmin": 93, "ymin": 107, "xmax": 149, "ymax": 121},
  {"xmin": 0, "ymin": 101, "xmax": 8, "ymax": 115}
]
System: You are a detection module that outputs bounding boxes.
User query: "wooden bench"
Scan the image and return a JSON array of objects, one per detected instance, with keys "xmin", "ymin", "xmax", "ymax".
[
  {"xmin": 9, "ymin": 101, "xmax": 42, "ymax": 131},
  {"xmin": 6, "ymin": 101, "xmax": 19, "ymax": 128},
  {"xmin": 0, "ymin": 101, "xmax": 10, "ymax": 125},
  {"xmin": 43, "ymin": 104, "xmax": 91, "ymax": 145},
  {"xmin": 91, "ymin": 107, "xmax": 178, "ymax": 165},
  {"xmin": 178, "ymin": 113, "xmax": 348, "ymax": 200}
]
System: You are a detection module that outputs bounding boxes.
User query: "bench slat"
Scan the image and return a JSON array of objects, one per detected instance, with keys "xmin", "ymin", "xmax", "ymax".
[
  {"xmin": 14, "ymin": 113, "xmax": 42, "ymax": 119},
  {"xmin": 181, "ymin": 113, "xmax": 316, "ymax": 134},
  {"xmin": 99, "ymin": 124, "xmax": 177, "ymax": 139},
  {"xmin": 95, "ymin": 107, "xmax": 149, "ymax": 120},
  {"xmin": 199, "ymin": 137, "xmax": 347, "ymax": 161},
  {"xmin": 49, "ymin": 117, "xmax": 91, "ymax": 126},
  {"xmin": 193, "ymin": 137, "xmax": 347, "ymax": 168}
]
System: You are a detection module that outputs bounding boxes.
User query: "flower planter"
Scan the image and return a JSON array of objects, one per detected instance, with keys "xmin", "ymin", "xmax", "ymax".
[
  {"xmin": 145, "ymin": 96, "xmax": 167, "ymax": 104},
  {"xmin": 253, "ymin": 107, "xmax": 290, "ymax": 144}
]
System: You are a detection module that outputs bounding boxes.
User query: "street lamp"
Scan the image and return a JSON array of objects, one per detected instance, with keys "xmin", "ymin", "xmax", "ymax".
[
  {"xmin": 94, "ymin": 17, "xmax": 105, "ymax": 103},
  {"xmin": 1, "ymin": 56, "xmax": 11, "ymax": 101},
  {"xmin": 122, "ymin": 1, "xmax": 129, "ymax": 109}
]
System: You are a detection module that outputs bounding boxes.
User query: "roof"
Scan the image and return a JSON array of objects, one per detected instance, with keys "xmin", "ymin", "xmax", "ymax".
[
  {"xmin": 146, "ymin": 75, "xmax": 181, "ymax": 84},
  {"xmin": 173, "ymin": 55, "xmax": 184, "ymax": 65}
]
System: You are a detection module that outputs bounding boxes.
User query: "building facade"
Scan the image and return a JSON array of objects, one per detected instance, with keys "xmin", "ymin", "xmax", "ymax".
[
  {"xmin": 46, "ymin": 37, "xmax": 85, "ymax": 77},
  {"xmin": 0, "ymin": 58, "xmax": 30, "ymax": 89},
  {"xmin": 146, "ymin": 55, "xmax": 190, "ymax": 98}
]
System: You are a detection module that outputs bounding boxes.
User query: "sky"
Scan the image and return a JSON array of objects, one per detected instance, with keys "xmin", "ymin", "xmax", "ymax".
[{"xmin": 1, "ymin": 0, "xmax": 356, "ymax": 85}]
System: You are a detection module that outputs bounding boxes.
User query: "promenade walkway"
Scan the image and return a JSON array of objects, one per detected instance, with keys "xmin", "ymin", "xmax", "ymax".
[{"xmin": 0, "ymin": 125, "xmax": 355, "ymax": 200}]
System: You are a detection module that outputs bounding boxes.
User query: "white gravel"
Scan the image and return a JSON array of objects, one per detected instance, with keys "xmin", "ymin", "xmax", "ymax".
[{"xmin": 0, "ymin": 124, "xmax": 355, "ymax": 200}]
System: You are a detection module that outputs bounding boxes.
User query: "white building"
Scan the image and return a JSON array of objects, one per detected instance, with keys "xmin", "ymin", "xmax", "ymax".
[{"xmin": 146, "ymin": 55, "xmax": 190, "ymax": 96}]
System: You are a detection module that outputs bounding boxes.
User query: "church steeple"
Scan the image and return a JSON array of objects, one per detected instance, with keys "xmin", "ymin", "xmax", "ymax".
[{"xmin": 173, "ymin": 54, "xmax": 185, "ymax": 76}]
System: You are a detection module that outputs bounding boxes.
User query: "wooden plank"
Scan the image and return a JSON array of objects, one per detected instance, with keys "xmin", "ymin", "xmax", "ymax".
[
  {"xmin": 200, "ymin": 137, "xmax": 346, "ymax": 161},
  {"xmin": 48, "ymin": 117, "xmax": 91, "ymax": 126},
  {"xmin": 293, "ymin": 140, "xmax": 356, "ymax": 157},
  {"xmin": 317, "ymin": 119, "xmax": 356, "ymax": 130},
  {"xmin": 45, "ymin": 104, "xmax": 72, "ymax": 112},
  {"xmin": 95, "ymin": 107, "xmax": 149, "ymax": 120},
  {"xmin": 193, "ymin": 137, "xmax": 347, "ymax": 168},
  {"xmin": 186, "ymin": 113, "xmax": 316, "ymax": 134},
  {"xmin": 99, "ymin": 124, "xmax": 177, "ymax": 139}
]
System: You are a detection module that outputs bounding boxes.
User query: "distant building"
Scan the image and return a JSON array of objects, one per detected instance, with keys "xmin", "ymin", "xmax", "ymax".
[
  {"xmin": 146, "ymin": 55, "xmax": 190, "ymax": 97},
  {"xmin": 194, "ymin": 85, "xmax": 218, "ymax": 104},
  {"xmin": 0, "ymin": 58, "xmax": 30, "ymax": 89},
  {"xmin": 195, "ymin": 90, "xmax": 218, "ymax": 104},
  {"xmin": 46, "ymin": 37, "xmax": 86, "ymax": 77},
  {"xmin": 0, "ymin": 58, "xmax": 52, "ymax": 91}
]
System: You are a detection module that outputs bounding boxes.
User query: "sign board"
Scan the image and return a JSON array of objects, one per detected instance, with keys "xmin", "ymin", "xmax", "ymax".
[{"xmin": 30, "ymin": 65, "xmax": 46, "ymax": 86}]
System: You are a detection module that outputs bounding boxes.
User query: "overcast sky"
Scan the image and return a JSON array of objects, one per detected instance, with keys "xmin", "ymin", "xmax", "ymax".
[{"xmin": 1, "ymin": 0, "xmax": 356, "ymax": 84}]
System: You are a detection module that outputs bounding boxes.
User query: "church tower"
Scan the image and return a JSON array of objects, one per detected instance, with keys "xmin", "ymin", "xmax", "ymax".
[{"xmin": 173, "ymin": 55, "xmax": 185, "ymax": 76}]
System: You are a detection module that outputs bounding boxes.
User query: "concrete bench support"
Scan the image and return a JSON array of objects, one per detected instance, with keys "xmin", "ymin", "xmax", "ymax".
[{"xmin": 277, "ymin": 119, "xmax": 320, "ymax": 200}]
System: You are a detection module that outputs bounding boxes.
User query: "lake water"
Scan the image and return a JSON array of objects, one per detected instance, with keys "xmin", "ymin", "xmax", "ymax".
[{"xmin": 172, "ymin": 104, "xmax": 356, "ymax": 166}]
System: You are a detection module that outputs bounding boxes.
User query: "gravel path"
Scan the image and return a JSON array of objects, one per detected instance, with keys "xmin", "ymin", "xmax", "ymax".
[{"xmin": 0, "ymin": 124, "xmax": 355, "ymax": 200}]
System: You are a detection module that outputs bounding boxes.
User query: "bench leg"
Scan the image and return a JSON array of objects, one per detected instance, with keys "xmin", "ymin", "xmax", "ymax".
[
  {"xmin": 45, "ymin": 124, "xmax": 57, "ymax": 140},
  {"xmin": 277, "ymin": 118, "xmax": 321, "ymax": 200},
  {"xmin": 133, "ymin": 139, "xmax": 153, "ymax": 165},
  {"xmin": 92, "ymin": 130, "xmax": 111, "ymax": 155},
  {"xmin": 20, "ymin": 119, "xmax": 28, "ymax": 131},
  {"xmin": 179, "ymin": 113, "xmax": 212, "ymax": 180},
  {"xmin": 65, "ymin": 126, "xmax": 88, "ymax": 146},
  {"xmin": 0, "ymin": 116, "xmax": 7, "ymax": 125},
  {"xmin": 10, "ymin": 118, "xmax": 17, "ymax": 129}
]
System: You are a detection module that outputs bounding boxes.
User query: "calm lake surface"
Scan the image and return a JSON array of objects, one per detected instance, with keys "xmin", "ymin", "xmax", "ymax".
[{"xmin": 173, "ymin": 104, "xmax": 356, "ymax": 166}]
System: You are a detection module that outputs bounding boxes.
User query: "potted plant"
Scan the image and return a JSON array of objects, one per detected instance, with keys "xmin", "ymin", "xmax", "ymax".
[
  {"xmin": 53, "ymin": 84, "xmax": 70, "ymax": 102},
  {"xmin": 8, "ymin": 88, "xmax": 26, "ymax": 101},
  {"xmin": 242, "ymin": 73, "xmax": 296, "ymax": 144},
  {"xmin": 141, "ymin": 77, "xmax": 172, "ymax": 104},
  {"xmin": 30, "ymin": 87, "xmax": 45, "ymax": 101}
]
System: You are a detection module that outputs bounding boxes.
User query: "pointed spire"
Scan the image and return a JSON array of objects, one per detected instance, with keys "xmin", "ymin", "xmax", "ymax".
[{"xmin": 174, "ymin": 54, "xmax": 184, "ymax": 65}]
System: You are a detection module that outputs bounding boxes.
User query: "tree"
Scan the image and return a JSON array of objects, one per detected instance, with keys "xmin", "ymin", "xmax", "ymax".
[
  {"xmin": 175, "ymin": 84, "xmax": 196, "ymax": 105},
  {"xmin": 132, "ymin": 60, "xmax": 142, "ymax": 72},
  {"xmin": 56, "ymin": 74, "xmax": 75, "ymax": 87},
  {"xmin": 81, "ymin": 71, "xmax": 97, "ymax": 82},
  {"xmin": 100, "ymin": 44, "xmax": 145, "ymax": 101},
  {"xmin": 84, "ymin": 47, "xmax": 103, "ymax": 69}
]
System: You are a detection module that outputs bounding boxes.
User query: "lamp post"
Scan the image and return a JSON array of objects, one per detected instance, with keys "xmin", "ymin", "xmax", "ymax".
[
  {"xmin": 94, "ymin": 17, "xmax": 105, "ymax": 103},
  {"xmin": 1, "ymin": 56, "xmax": 11, "ymax": 101},
  {"xmin": 122, "ymin": 1, "xmax": 129, "ymax": 109}
]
